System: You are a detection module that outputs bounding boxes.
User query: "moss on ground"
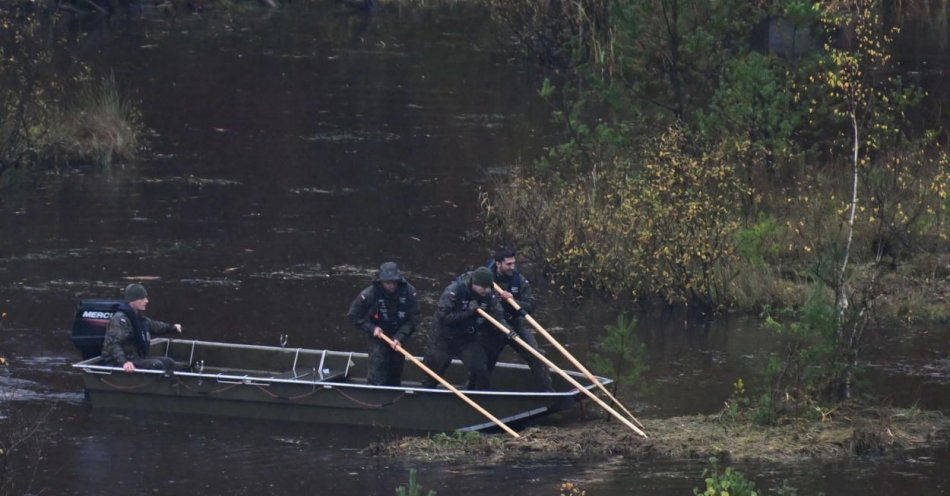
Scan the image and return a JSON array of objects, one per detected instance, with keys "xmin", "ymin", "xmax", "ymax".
[{"xmin": 366, "ymin": 406, "xmax": 949, "ymax": 463}]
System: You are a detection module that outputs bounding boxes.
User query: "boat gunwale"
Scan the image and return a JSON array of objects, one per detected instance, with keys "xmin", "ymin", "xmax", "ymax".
[{"xmin": 72, "ymin": 338, "xmax": 612, "ymax": 398}]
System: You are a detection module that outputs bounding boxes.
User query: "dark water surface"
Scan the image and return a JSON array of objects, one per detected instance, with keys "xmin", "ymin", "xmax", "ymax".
[{"xmin": 1, "ymin": 3, "xmax": 948, "ymax": 495}]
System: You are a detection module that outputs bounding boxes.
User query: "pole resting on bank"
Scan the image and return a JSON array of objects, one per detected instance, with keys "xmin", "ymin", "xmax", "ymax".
[
  {"xmin": 374, "ymin": 332, "xmax": 521, "ymax": 439},
  {"xmin": 493, "ymin": 282, "xmax": 645, "ymax": 430},
  {"xmin": 476, "ymin": 308, "xmax": 648, "ymax": 439}
]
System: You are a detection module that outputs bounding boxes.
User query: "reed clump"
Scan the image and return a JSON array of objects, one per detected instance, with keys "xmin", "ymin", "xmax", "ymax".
[{"xmin": 52, "ymin": 74, "xmax": 143, "ymax": 168}]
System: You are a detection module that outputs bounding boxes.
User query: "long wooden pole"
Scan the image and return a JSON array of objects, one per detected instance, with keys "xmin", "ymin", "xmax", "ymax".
[
  {"xmin": 476, "ymin": 309, "xmax": 648, "ymax": 438},
  {"xmin": 374, "ymin": 333, "xmax": 520, "ymax": 439},
  {"xmin": 494, "ymin": 282, "xmax": 645, "ymax": 429}
]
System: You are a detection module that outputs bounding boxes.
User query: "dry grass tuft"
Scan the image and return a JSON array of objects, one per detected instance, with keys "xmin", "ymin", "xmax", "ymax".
[{"xmin": 53, "ymin": 74, "xmax": 142, "ymax": 167}]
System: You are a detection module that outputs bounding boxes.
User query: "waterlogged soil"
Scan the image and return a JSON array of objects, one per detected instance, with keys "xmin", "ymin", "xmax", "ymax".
[{"xmin": 369, "ymin": 407, "xmax": 950, "ymax": 464}]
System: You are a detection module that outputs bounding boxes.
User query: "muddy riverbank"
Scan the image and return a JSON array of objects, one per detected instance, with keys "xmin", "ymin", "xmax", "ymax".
[{"xmin": 368, "ymin": 406, "xmax": 950, "ymax": 464}]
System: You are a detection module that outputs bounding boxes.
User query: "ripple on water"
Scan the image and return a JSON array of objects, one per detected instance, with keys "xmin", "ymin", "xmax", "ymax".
[
  {"xmin": 141, "ymin": 176, "xmax": 242, "ymax": 187},
  {"xmin": 298, "ymin": 130, "xmax": 401, "ymax": 143},
  {"xmin": 289, "ymin": 186, "xmax": 358, "ymax": 195},
  {"xmin": 868, "ymin": 357, "xmax": 950, "ymax": 384},
  {"xmin": 179, "ymin": 278, "xmax": 242, "ymax": 288},
  {"xmin": 249, "ymin": 264, "xmax": 329, "ymax": 280},
  {"xmin": 9, "ymin": 279, "xmax": 114, "ymax": 292},
  {"xmin": 17, "ymin": 355, "xmax": 75, "ymax": 370},
  {"xmin": 0, "ymin": 375, "xmax": 85, "ymax": 404},
  {"xmin": 0, "ymin": 242, "xmax": 216, "ymax": 267},
  {"xmin": 0, "ymin": 248, "xmax": 91, "ymax": 263},
  {"xmin": 453, "ymin": 113, "xmax": 506, "ymax": 129}
]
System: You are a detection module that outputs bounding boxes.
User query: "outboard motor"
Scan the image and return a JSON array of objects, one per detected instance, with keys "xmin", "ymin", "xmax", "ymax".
[{"xmin": 70, "ymin": 299, "xmax": 123, "ymax": 359}]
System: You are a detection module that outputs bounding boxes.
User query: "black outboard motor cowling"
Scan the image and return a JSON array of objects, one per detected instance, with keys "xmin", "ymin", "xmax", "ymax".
[{"xmin": 70, "ymin": 299, "xmax": 123, "ymax": 359}]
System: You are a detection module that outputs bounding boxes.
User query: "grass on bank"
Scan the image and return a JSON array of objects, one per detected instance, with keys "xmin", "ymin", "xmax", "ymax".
[
  {"xmin": 367, "ymin": 405, "xmax": 949, "ymax": 464},
  {"xmin": 1, "ymin": 74, "xmax": 142, "ymax": 189}
]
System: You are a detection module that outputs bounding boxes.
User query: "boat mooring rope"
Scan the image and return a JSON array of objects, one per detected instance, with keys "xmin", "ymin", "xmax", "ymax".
[
  {"xmin": 332, "ymin": 388, "xmax": 405, "ymax": 409},
  {"xmin": 252, "ymin": 384, "xmax": 321, "ymax": 401},
  {"xmin": 173, "ymin": 376, "xmax": 242, "ymax": 395},
  {"xmin": 95, "ymin": 374, "xmax": 162, "ymax": 390},
  {"xmin": 94, "ymin": 372, "xmax": 407, "ymax": 409}
]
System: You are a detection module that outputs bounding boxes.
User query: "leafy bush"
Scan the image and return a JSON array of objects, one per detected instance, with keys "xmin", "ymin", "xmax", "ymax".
[
  {"xmin": 693, "ymin": 458, "xmax": 759, "ymax": 496},
  {"xmin": 758, "ymin": 287, "xmax": 841, "ymax": 421},
  {"xmin": 484, "ymin": 126, "xmax": 746, "ymax": 311}
]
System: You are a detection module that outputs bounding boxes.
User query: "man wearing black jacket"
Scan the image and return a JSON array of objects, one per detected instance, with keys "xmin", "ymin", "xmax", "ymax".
[
  {"xmin": 482, "ymin": 248, "xmax": 553, "ymax": 392},
  {"xmin": 421, "ymin": 267, "xmax": 511, "ymax": 390}
]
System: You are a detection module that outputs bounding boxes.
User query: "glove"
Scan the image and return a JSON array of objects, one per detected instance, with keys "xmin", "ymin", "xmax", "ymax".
[
  {"xmin": 467, "ymin": 300, "xmax": 481, "ymax": 312},
  {"xmin": 517, "ymin": 308, "xmax": 528, "ymax": 318},
  {"xmin": 505, "ymin": 328, "xmax": 520, "ymax": 342}
]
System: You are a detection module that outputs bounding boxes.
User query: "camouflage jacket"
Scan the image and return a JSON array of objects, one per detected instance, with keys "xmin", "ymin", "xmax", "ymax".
[
  {"xmin": 346, "ymin": 282, "xmax": 421, "ymax": 342},
  {"xmin": 101, "ymin": 311, "xmax": 175, "ymax": 364}
]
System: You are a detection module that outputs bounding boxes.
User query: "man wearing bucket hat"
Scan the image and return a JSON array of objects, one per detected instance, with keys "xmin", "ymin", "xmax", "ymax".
[
  {"xmin": 421, "ymin": 266, "xmax": 513, "ymax": 390},
  {"xmin": 346, "ymin": 262, "xmax": 421, "ymax": 386},
  {"xmin": 101, "ymin": 283, "xmax": 183, "ymax": 375}
]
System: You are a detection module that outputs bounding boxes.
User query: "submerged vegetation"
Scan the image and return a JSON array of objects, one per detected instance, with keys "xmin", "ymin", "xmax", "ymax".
[
  {"xmin": 693, "ymin": 458, "xmax": 761, "ymax": 496},
  {"xmin": 0, "ymin": 1, "xmax": 143, "ymax": 188},
  {"xmin": 395, "ymin": 469, "xmax": 437, "ymax": 496},
  {"xmin": 481, "ymin": 0, "xmax": 948, "ymax": 421}
]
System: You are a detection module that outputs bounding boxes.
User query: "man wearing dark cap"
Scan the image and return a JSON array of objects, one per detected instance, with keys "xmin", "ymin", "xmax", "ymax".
[
  {"xmin": 101, "ymin": 283, "xmax": 183, "ymax": 375},
  {"xmin": 347, "ymin": 262, "xmax": 421, "ymax": 386},
  {"xmin": 421, "ymin": 267, "xmax": 512, "ymax": 390},
  {"xmin": 482, "ymin": 248, "xmax": 553, "ymax": 392}
]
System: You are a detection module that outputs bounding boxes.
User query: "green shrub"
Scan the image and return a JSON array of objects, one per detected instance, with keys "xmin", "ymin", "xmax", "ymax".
[
  {"xmin": 395, "ymin": 469, "xmax": 435, "ymax": 496},
  {"xmin": 589, "ymin": 313, "xmax": 648, "ymax": 399},
  {"xmin": 693, "ymin": 458, "xmax": 759, "ymax": 496},
  {"xmin": 735, "ymin": 216, "xmax": 779, "ymax": 267}
]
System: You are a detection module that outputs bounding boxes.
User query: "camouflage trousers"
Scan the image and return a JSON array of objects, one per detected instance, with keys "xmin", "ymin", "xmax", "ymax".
[
  {"xmin": 124, "ymin": 356, "xmax": 176, "ymax": 376},
  {"xmin": 366, "ymin": 335, "xmax": 408, "ymax": 386}
]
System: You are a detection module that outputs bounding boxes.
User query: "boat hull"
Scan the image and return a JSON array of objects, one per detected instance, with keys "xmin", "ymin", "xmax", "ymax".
[{"xmin": 75, "ymin": 338, "xmax": 606, "ymax": 432}]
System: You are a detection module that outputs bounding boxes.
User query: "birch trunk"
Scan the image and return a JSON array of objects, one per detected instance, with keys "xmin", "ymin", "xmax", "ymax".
[{"xmin": 835, "ymin": 110, "xmax": 860, "ymax": 399}]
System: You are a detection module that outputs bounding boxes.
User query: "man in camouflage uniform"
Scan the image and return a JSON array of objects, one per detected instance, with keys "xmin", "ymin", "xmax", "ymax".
[
  {"xmin": 421, "ymin": 267, "xmax": 512, "ymax": 390},
  {"xmin": 346, "ymin": 262, "xmax": 421, "ymax": 386},
  {"xmin": 101, "ymin": 283, "xmax": 182, "ymax": 375},
  {"xmin": 479, "ymin": 248, "xmax": 553, "ymax": 392}
]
